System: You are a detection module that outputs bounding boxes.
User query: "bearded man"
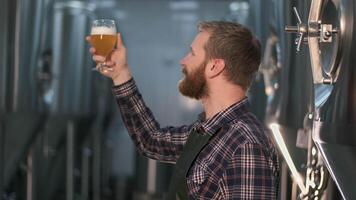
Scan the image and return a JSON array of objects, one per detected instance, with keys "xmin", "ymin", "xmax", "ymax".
[{"xmin": 88, "ymin": 21, "xmax": 279, "ymax": 200}]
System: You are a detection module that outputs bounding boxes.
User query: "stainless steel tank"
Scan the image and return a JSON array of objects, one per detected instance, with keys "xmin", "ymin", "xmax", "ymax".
[
  {"xmin": 2, "ymin": 0, "xmax": 50, "ymax": 113},
  {"xmin": 0, "ymin": 1, "xmax": 112, "ymax": 199},
  {"xmin": 282, "ymin": 0, "xmax": 356, "ymax": 199},
  {"xmin": 0, "ymin": 0, "xmax": 49, "ymax": 193},
  {"xmin": 48, "ymin": 1, "xmax": 97, "ymax": 115},
  {"xmin": 260, "ymin": 0, "xmax": 328, "ymax": 199},
  {"xmin": 261, "ymin": 0, "xmax": 312, "ymax": 178},
  {"xmin": 309, "ymin": 0, "xmax": 356, "ymax": 199}
]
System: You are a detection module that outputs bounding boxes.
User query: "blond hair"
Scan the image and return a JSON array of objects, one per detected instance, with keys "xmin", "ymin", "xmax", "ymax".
[{"xmin": 198, "ymin": 21, "xmax": 261, "ymax": 90}]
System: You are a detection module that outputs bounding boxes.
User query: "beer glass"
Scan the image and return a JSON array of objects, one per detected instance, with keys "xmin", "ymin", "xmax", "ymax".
[{"xmin": 90, "ymin": 19, "xmax": 117, "ymax": 71}]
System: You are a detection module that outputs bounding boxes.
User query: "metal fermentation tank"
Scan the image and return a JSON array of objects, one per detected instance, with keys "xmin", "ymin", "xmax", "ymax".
[
  {"xmin": 310, "ymin": 0, "xmax": 356, "ymax": 199},
  {"xmin": 0, "ymin": 0, "xmax": 114, "ymax": 199},
  {"xmin": 267, "ymin": 0, "xmax": 356, "ymax": 199}
]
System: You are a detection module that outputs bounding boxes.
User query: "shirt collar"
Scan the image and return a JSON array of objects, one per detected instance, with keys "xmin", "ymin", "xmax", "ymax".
[{"xmin": 197, "ymin": 97, "xmax": 250, "ymax": 135}]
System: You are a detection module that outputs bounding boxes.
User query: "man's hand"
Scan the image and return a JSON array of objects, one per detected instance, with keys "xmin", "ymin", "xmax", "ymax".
[{"xmin": 86, "ymin": 33, "xmax": 132, "ymax": 85}]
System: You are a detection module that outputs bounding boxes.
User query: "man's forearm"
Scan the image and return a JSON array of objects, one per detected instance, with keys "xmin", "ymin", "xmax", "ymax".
[{"xmin": 112, "ymin": 78, "xmax": 191, "ymax": 163}]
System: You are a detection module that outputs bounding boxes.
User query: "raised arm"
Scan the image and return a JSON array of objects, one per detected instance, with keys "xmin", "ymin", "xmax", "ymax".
[{"xmin": 87, "ymin": 33, "xmax": 192, "ymax": 163}]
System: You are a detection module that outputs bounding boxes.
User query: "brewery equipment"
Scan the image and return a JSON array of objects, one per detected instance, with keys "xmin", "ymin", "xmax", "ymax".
[{"xmin": 282, "ymin": 0, "xmax": 356, "ymax": 199}]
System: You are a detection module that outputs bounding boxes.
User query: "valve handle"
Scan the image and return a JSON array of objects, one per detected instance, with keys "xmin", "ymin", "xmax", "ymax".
[
  {"xmin": 285, "ymin": 7, "xmax": 307, "ymax": 52},
  {"xmin": 293, "ymin": 7, "xmax": 302, "ymax": 24}
]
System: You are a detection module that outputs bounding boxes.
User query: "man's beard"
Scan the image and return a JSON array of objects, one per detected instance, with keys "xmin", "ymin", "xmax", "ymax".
[{"xmin": 178, "ymin": 60, "xmax": 208, "ymax": 100}]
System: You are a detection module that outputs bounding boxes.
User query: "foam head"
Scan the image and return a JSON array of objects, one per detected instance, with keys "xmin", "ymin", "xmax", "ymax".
[{"xmin": 91, "ymin": 26, "xmax": 116, "ymax": 35}]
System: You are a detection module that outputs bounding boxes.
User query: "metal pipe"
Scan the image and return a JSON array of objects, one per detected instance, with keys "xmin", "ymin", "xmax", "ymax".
[
  {"xmin": 285, "ymin": 26, "xmax": 299, "ymax": 33},
  {"xmin": 0, "ymin": 0, "xmax": 8, "ymax": 194},
  {"xmin": 0, "ymin": 119, "xmax": 4, "ymax": 199},
  {"xmin": 66, "ymin": 121, "xmax": 75, "ymax": 200},
  {"xmin": 147, "ymin": 159, "xmax": 157, "ymax": 193},
  {"xmin": 93, "ymin": 128, "xmax": 101, "ymax": 200},
  {"xmin": 81, "ymin": 147, "xmax": 90, "ymax": 200},
  {"xmin": 12, "ymin": 0, "xmax": 22, "ymax": 112},
  {"xmin": 279, "ymin": 162, "xmax": 289, "ymax": 200},
  {"xmin": 0, "ymin": 0, "xmax": 9, "ymax": 113},
  {"xmin": 26, "ymin": 148, "xmax": 33, "ymax": 200}
]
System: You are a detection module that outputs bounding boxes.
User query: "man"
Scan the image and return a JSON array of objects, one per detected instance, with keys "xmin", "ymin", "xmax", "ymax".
[{"xmin": 88, "ymin": 21, "xmax": 279, "ymax": 199}]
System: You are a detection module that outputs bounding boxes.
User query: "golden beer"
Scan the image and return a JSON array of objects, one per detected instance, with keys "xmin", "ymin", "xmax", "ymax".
[
  {"xmin": 90, "ymin": 34, "xmax": 117, "ymax": 56},
  {"xmin": 90, "ymin": 19, "xmax": 117, "ymax": 71}
]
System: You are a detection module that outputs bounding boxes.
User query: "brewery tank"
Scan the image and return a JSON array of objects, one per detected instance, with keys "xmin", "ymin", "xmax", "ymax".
[{"xmin": 311, "ymin": 0, "xmax": 356, "ymax": 199}]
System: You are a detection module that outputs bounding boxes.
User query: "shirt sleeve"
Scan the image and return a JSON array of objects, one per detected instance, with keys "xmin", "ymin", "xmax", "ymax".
[
  {"xmin": 222, "ymin": 142, "xmax": 278, "ymax": 199},
  {"xmin": 112, "ymin": 78, "xmax": 192, "ymax": 163}
]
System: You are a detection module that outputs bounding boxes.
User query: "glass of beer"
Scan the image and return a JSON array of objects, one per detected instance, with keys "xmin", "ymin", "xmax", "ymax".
[{"xmin": 90, "ymin": 19, "xmax": 117, "ymax": 71}]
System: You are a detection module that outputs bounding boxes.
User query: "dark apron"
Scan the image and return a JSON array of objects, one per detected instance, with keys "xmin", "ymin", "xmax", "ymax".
[{"xmin": 166, "ymin": 130, "xmax": 213, "ymax": 200}]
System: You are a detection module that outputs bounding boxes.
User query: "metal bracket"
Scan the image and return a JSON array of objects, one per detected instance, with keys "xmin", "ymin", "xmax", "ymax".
[{"xmin": 321, "ymin": 24, "xmax": 334, "ymax": 42}]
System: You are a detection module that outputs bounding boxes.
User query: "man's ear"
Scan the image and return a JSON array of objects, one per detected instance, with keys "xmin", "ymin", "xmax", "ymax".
[{"xmin": 206, "ymin": 59, "xmax": 225, "ymax": 78}]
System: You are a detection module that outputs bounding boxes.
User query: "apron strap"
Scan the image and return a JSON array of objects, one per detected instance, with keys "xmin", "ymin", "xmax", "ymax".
[{"xmin": 166, "ymin": 130, "xmax": 212, "ymax": 200}]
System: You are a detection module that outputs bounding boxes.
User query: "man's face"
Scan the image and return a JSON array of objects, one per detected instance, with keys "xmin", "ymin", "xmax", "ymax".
[{"xmin": 178, "ymin": 32, "xmax": 210, "ymax": 99}]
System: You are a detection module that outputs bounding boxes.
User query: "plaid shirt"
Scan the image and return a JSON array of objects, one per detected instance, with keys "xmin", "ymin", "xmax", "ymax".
[{"xmin": 112, "ymin": 78, "xmax": 279, "ymax": 199}]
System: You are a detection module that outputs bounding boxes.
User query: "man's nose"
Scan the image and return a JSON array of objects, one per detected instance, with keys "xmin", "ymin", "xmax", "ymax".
[{"xmin": 180, "ymin": 55, "xmax": 187, "ymax": 66}]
